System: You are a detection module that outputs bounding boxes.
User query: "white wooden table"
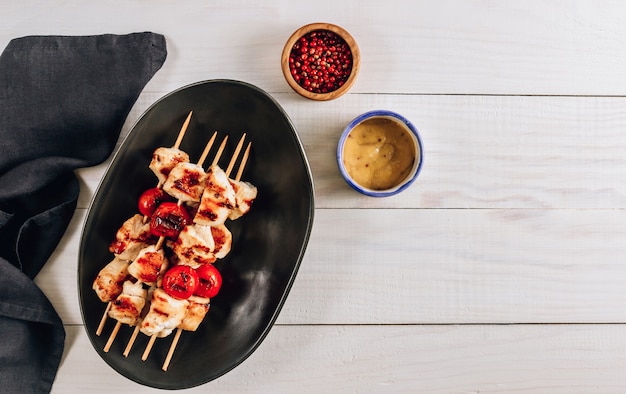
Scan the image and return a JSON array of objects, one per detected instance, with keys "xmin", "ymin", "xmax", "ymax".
[{"xmin": 4, "ymin": 1, "xmax": 626, "ymax": 392}]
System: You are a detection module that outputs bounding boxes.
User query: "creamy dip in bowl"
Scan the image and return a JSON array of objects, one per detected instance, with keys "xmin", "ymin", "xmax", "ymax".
[{"xmin": 337, "ymin": 110, "xmax": 423, "ymax": 197}]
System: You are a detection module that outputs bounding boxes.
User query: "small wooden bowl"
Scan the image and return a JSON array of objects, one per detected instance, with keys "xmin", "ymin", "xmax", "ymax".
[{"xmin": 281, "ymin": 22, "xmax": 360, "ymax": 101}]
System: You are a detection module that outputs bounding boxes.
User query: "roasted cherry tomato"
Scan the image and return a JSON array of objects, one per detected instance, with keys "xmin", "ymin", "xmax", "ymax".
[
  {"xmin": 138, "ymin": 187, "xmax": 172, "ymax": 217},
  {"xmin": 150, "ymin": 202, "xmax": 192, "ymax": 238},
  {"xmin": 162, "ymin": 265, "xmax": 199, "ymax": 299},
  {"xmin": 194, "ymin": 264, "xmax": 222, "ymax": 298}
]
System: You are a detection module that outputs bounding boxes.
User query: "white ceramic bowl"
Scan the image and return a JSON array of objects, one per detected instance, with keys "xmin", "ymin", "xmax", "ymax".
[{"xmin": 337, "ymin": 110, "xmax": 423, "ymax": 197}]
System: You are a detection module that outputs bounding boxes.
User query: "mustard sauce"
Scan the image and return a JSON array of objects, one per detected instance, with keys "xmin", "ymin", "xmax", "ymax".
[{"xmin": 342, "ymin": 117, "xmax": 417, "ymax": 190}]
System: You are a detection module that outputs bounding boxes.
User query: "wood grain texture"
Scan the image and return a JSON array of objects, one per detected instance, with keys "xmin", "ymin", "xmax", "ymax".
[
  {"xmin": 39, "ymin": 207, "xmax": 626, "ymax": 326},
  {"xmin": 3, "ymin": 0, "xmax": 626, "ymax": 392},
  {"xmin": 76, "ymin": 93, "xmax": 626, "ymax": 210},
  {"xmin": 3, "ymin": 1, "xmax": 626, "ymax": 95},
  {"xmin": 54, "ymin": 324, "xmax": 626, "ymax": 393}
]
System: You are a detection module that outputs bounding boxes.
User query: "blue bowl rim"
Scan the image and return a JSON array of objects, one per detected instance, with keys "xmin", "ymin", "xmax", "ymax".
[{"xmin": 337, "ymin": 110, "xmax": 424, "ymax": 197}]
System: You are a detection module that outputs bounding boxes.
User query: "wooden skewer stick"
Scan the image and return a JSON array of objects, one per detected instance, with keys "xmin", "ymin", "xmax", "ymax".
[
  {"xmin": 161, "ymin": 325, "xmax": 183, "ymax": 371},
  {"xmin": 141, "ymin": 334, "xmax": 159, "ymax": 361},
  {"xmin": 211, "ymin": 136, "xmax": 229, "ymax": 167},
  {"xmin": 197, "ymin": 131, "xmax": 218, "ymax": 168},
  {"xmin": 161, "ymin": 135, "xmax": 251, "ymax": 371},
  {"xmin": 173, "ymin": 111, "xmax": 193, "ymax": 150},
  {"xmin": 122, "ymin": 133, "xmax": 220, "ymax": 357},
  {"xmin": 123, "ymin": 323, "xmax": 141, "ymax": 357},
  {"xmin": 96, "ymin": 302, "xmax": 112, "ymax": 336},
  {"xmin": 103, "ymin": 113, "xmax": 198, "ymax": 352},
  {"xmin": 98, "ymin": 112, "xmax": 195, "ymax": 341},
  {"xmin": 104, "ymin": 321, "xmax": 122, "ymax": 352},
  {"xmin": 225, "ymin": 133, "xmax": 246, "ymax": 176},
  {"xmin": 140, "ymin": 135, "xmax": 231, "ymax": 361},
  {"xmin": 235, "ymin": 142, "xmax": 252, "ymax": 183}
]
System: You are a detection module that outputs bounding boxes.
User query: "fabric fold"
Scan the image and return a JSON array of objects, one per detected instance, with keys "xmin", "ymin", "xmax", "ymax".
[{"xmin": 0, "ymin": 31, "xmax": 167, "ymax": 393}]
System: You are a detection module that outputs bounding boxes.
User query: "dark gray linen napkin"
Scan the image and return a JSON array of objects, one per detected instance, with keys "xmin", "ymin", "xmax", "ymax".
[{"xmin": 0, "ymin": 32, "xmax": 167, "ymax": 393}]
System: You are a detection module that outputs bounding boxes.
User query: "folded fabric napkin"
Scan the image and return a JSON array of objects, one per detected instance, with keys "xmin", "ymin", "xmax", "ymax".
[{"xmin": 0, "ymin": 32, "xmax": 167, "ymax": 393}]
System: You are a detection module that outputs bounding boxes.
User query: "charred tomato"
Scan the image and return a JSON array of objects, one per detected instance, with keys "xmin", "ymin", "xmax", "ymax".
[
  {"xmin": 150, "ymin": 202, "xmax": 192, "ymax": 238},
  {"xmin": 162, "ymin": 265, "xmax": 199, "ymax": 299},
  {"xmin": 194, "ymin": 264, "xmax": 222, "ymax": 298},
  {"xmin": 138, "ymin": 187, "xmax": 172, "ymax": 217}
]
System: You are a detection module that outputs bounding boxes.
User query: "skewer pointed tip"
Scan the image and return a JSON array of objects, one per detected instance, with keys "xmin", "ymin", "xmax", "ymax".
[
  {"xmin": 225, "ymin": 133, "xmax": 247, "ymax": 177},
  {"xmin": 173, "ymin": 111, "xmax": 194, "ymax": 149},
  {"xmin": 197, "ymin": 131, "xmax": 218, "ymax": 168},
  {"xmin": 235, "ymin": 142, "xmax": 252, "ymax": 181},
  {"xmin": 211, "ymin": 136, "xmax": 229, "ymax": 167}
]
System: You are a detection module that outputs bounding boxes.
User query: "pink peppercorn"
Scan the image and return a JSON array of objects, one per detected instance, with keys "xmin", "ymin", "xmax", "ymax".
[{"xmin": 288, "ymin": 30, "xmax": 353, "ymax": 94}]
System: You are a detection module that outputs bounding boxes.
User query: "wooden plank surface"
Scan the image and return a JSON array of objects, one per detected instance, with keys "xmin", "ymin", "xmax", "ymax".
[
  {"xmin": 56, "ymin": 324, "xmax": 626, "ymax": 393},
  {"xmin": 76, "ymin": 93, "xmax": 626, "ymax": 210},
  {"xmin": 3, "ymin": 1, "xmax": 626, "ymax": 96},
  {"xmin": 37, "ymin": 207, "xmax": 626, "ymax": 326},
  {"xmin": 2, "ymin": 0, "xmax": 625, "ymax": 392}
]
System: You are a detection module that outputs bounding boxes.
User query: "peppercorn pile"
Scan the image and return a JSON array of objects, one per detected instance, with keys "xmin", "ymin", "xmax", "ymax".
[{"xmin": 288, "ymin": 29, "xmax": 353, "ymax": 94}]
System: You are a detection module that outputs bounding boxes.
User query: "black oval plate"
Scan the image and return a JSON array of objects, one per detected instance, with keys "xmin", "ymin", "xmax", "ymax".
[{"xmin": 78, "ymin": 80, "xmax": 315, "ymax": 389}]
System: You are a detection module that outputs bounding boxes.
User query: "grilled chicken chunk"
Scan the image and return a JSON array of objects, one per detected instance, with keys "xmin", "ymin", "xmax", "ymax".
[
  {"xmin": 149, "ymin": 147, "xmax": 190, "ymax": 186},
  {"xmin": 211, "ymin": 224, "xmax": 232, "ymax": 259},
  {"xmin": 228, "ymin": 179, "xmax": 257, "ymax": 220},
  {"xmin": 140, "ymin": 288, "xmax": 189, "ymax": 338},
  {"xmin": 127, "ymin": 245, "xmax": 168, "ymax": 286},
  {"xmin": 169, "ymin": 224, "xmax": 216, "ymax": 267},
  {"xmin": 162, "ymin": 162, "xmax": 208, "ymax": 203},
  {"xmin": 108, "ymin": 280, "xmax": 148, "ymax": 326},
  {"xmin": 92, "ymin": 256, "xmax": 129, "ymax": 302},
  {"xmin": 169, "ymin": 223, "xmax": 232, "ymax": 268},
  {"xmin": 109, "ymin": 214, "xmax": 157, "ymax": 261},
  {"xmin": 194, "ymin": 165, "xmax": 236, "ymax": 226},
  {"xmin": 178, "ymin": 295, "xmax": 210, "ymax": 332},
  {"xmin": 193, "ymin": 197, "xmax": 230, "ymax": 227}
]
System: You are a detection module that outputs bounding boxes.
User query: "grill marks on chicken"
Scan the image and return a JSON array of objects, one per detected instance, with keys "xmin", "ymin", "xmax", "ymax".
[
  {"xmin": 168, "ymin": 223, "xmax": 232, "ymax": 268},
  {"xmin": 211, "ymin": 224, "xmax": 232, "ymax": 259},
  {"xmin": 94, "ymin": 133, "xmax": 257, "ymax": 366},
  {"xmin": 109, "ymin": 214, "xmax": 157, "ymax": 260},
  {"xmin": 229, "ymin": 179, "xmax": 258, "ymax": 220},
  {"xmin": 108, "ymin": 281, "xmax": 148, "ymax": 326},
  {"xmin": 140, "ymin": 288, "xmax": 189, "ymax": 338},
  {"xmin": 149, "ymin": 147, "xmax": 190, "ymax": 186},
  {"xmin": 127, "ymin": 245, "xmax": 169, "ymax": 286},
  {"xmin": 178, "ymin": 295, "xmax": 210, "ymax": 332},
  {"xmin": 163, "ymin": 162, "xmax": 208, "ymax": 203},
  {"xmin": 168, "ymin": 224, "xmax": 217, "ymax": 267},
  {"xmin": 95, "ymin": 161, "xmax": 252, "ymax": 311},
  {"xmin": 93, "ymin": 257, "xmax": 129, "ymax": 302},
  {"xmin": 194, "ymin": 165, "xmax": 237, "ymax": 226}
]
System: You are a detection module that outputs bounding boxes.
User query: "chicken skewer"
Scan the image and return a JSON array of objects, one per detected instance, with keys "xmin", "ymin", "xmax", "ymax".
[
  {"xmin": 103, "ymin": 245, "xmax": 169, "ymax": 352},
  {"xmin": 96, "ymin": 111, "xmax": 193, "ymax": 337},
  {"xmin": 103, "ymin": 121, "xmax": 218, "ymax": 354},
  {"xmin": 118, "ymin": 132, "xmax": 233, "ymax": 358},
  {"xmin": 104, "ymin": 131, "xmax": 221, "ymax": 353},
  {"xmin": 121, "ymin": 132, "xmax": 220, "ymax": 356},
  {"xmin": 167, "ymin": 134, "xmax": 251, "ymax": 267},
  {"xmin": 149, "ymin": 111, "xmax": 193, "ymax": 189},
  {"xmin": 97, "ymin": 126, "xmax": 254, "ymax": 367},
  {"xmin": 139, "ymin": 135, "xmax": 242, "ymax": 361},
  {"xmin": 161, "ymin": 139, "xmax": 251, "ymax": 371}
]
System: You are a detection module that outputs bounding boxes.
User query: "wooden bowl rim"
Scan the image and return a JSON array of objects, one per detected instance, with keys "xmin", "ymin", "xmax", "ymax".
[{"xmin": 281, "ymin": 22, "xmax": 360, "ymax": 101}]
